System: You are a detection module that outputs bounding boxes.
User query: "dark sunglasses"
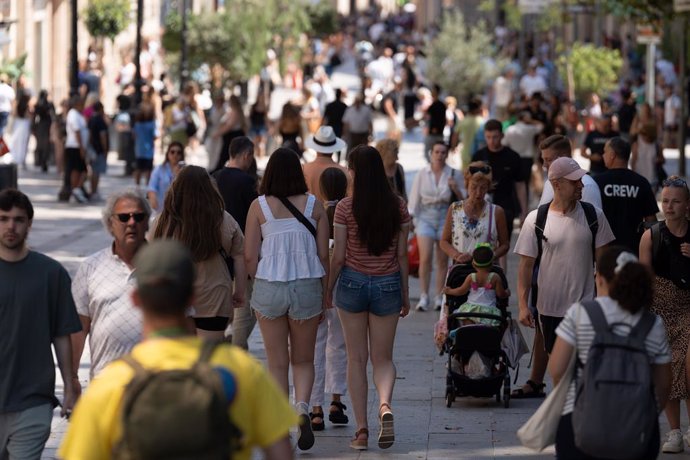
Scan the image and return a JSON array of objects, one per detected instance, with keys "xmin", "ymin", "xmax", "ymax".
[
  {"xmin": 168, "ymin": 149, "xmax": 184, "ymax": 155},
  {"xmin": 114, "ymin": 212, "xmax": 147, "ymax": 223},
  {"xmin": 469, "ymin": 165, "xmax": 492, "ymax": 175},
  {"xmin": 663, "ymin": 178, "xmax": 688, "ymax": 188}
]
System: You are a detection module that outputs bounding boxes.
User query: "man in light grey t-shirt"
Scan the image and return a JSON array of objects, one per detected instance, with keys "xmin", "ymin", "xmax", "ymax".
[{"xmin": 70, "ymin": 189, "xmax": 151, "ymax": 388}]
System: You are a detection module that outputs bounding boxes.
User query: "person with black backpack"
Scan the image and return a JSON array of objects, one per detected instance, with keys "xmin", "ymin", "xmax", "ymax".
[
  {"xmin": 59, "ymin": 240, "xmax": 296, "ymax": 460},
  {"xmin": 548, "ymin": 246, "xmax": 671, "ymax": 459}
]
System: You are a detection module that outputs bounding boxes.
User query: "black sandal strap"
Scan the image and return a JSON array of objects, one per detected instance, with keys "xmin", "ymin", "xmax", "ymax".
[{"xmin": 330, "ymin": 401, "xmax": 347, "ymax": 410}]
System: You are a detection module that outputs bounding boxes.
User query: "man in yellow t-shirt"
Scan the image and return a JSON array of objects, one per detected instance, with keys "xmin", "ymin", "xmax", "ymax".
[{"xmin": 58, "ymin": 240, "xmax": 296, "ymax": 460}]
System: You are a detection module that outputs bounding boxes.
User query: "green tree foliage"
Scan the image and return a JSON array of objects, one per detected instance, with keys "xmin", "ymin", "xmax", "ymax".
[
  {"xmin": 306, "ymin": 2, "xmax": 338, "ymax": 37},
  {"xmin": 83, "ymin": 0, "xmax": 130, "ymax": 41},
  {"xmin": 426, "ymin": 10, "xmax": 507, "ymax": 102},
  {"xmin": 162, "ymin": 0, "xmax": 312, "ymax": 83},
  {"xmin": 558, "ymin": 43, "xmax": 623, "ymax": 104},
  {"xmin": 0, "ymin": 53, "xmax": 27, "ymax": 81}
]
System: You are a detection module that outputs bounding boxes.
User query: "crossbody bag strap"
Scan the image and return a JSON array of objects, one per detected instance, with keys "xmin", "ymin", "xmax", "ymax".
[
  {"xmin": 486, "ymin": 204, "xmax": 494, "ymax": 243},
  {"xmin": 278, "ymin": 196, "xmax": 317, "ymax": 238}
]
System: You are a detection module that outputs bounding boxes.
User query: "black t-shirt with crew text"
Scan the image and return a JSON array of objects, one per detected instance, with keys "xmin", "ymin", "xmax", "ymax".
[{"xmin": 594, "ymin": 168, "xmax": 659, "ymax": 254}]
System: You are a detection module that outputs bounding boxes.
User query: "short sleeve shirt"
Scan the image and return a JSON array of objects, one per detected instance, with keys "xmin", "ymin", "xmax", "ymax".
[
  {"xmin": 584, "ymin": 130, "xmax": 618, "ymax": 173},
  {"xmin": 71, "ymin": 247, "xmax": 142, "ymax": 378},
  {"xmin": 472, "ymin": 146, "xmax": 523, "ymax": 214},
  {"xmin": 0, "ymin": 252, "xmax": 81, "ymax": 412},
  {"xmin": 556, "ymin": 298, "xmax": 670, "ymax": 414},
  {"xmin": 334, "ymin": 197, "xmax": 410, "ymax": 276},
  {"xmin": 513, "ymin": 203, "xmax": 616, "ymax": 317},
  {"xmin": 594, "ymin": 168, "xmax": 659, "ymax": 254},
  {"xmin": 58, "ymin": 337, "xmax": 298, "ymax": 460}
]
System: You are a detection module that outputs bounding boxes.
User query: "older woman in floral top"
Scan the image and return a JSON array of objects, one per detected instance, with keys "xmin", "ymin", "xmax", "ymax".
[{"xmin": 439, "ymin": 161, "xmax": 510, "ymax": 265}]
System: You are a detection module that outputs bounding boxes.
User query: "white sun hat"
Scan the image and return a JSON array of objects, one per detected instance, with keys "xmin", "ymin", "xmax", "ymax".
[{"xmin": 305, "ymin": 126, "xmax": 347, "ymax": 154}]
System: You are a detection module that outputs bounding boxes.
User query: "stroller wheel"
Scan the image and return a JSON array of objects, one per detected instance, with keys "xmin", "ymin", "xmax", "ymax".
[{"xmin": 445, "ymin": 387, "xmax": 454, "ymax": 408}]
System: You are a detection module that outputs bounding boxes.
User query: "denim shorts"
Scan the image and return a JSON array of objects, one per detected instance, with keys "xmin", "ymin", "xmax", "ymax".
[
  {"xmin": 90, "ymin": 154, "xmax": 107, "ymax": 174},
  {"xmin": 336, "ymin": 267, "xmax": 402, "ymax": 316},
  {"xmin": 415, "ymin": 205, "xmax": 448, "ymax": 241},
  {"xmin": 250, "ymin": 277, "xmax": 322, "ymax": 320}
]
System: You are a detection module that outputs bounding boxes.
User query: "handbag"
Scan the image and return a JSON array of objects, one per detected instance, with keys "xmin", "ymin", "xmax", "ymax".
[
  {"xmin": 408, "ymin": 235, "xmax": 420, "ymax": 277},
  {"xmin": 501, "ymin": 319, "xmax": 529, "ymax": 368},
  {"xmin": 517, "ymin": 307, "xmax": 580, "ymax": 451}
]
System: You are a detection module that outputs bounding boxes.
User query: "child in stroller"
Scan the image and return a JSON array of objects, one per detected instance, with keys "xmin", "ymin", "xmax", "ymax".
[
  {"xmin": 440, "ymin": 245, "xmax": 512, "ymax": 407},
  {"xmin": 443, "ymin": 244, "xmax": 509, "ymax": 329}
]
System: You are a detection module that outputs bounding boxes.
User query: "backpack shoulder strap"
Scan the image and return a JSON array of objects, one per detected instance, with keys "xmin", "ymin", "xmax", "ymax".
[
  {"xmin": 580, "ymin": 201, "xmax": 599, "ymax": 261},
  {"xmin": 120, "ymin": 354, "xmax": 148, "ymax": 375},
  {"xmin": 197, "ymin": 340, "xmax": 222, "ymax": 364},
  {"xmin": 534, "ymin": 202, "xmax": 550, "ymax": 260},
  {"xmin": 630, "ymin": 311, "xmax": 656, "ymax": 342},
  {"xmin": 651, "ymin": 221, "xmax": 665, "ymax": 264},
  {"xmin": 582, "ymin": 300, "xmax": 608, "ymax": 336}
]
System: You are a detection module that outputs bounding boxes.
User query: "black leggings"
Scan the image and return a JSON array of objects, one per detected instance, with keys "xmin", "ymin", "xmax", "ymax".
[{"xmin": 555, "ymin": 413, "xmax": 660, "ymax": 460}]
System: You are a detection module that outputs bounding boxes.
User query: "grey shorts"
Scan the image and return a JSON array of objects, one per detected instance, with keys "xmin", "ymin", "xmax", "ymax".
[
  {"xmin": 0, "ymin": 403, "xmax": 53, "ymax": 460},
  {"xmin": 251, "ymin": 277, "xmax": 323, "ymax": 320}
]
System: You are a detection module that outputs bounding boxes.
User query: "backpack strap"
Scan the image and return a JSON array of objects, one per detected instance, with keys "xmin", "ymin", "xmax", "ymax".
[
  {"xmin": 581, "ymin": 300, "xmax": 608, "ymax": 336},
  {"xmin": 629, "ymin": 311, "xmax": 656, "ymax": 342},
  {"xmin": 650, "ymin": 221, "xmax": 665, "ymax": 265},
  {"xmin": 580, "ymin": 201, "xmax": 599, "ymax": 263},
  {"xmin": 120, "ymin": 354, "xmax": 148, "ymax": 375},
  {"xmin": 534, "ymin": 203, "xmax": 550, "ymax": 262}
]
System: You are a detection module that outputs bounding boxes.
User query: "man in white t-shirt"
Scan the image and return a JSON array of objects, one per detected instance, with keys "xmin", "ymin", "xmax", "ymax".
[
  {"xmin": 512, "ymin": 157, "xmax": 614, "ymax": 398},
  {"xmin": 538, "ymin": 135, "xmax": 602, "ymax": 209},
  {"xmin": 342, "ymin": 96, "xmax": 373, "ymax": 155},
  {"xmin": 493, "ymin": 67, "xmax": 515, "ymax": 121},
  {"xmin": 0, "ymin": 74, "xmax": 15, "ymax": 136},
  {"xmin": 70, "ymin": 189, "xmax": 151, "ymax": 387},
  {"xmin": 65, "ymin": 95, "xmax": 89, "ymax": 203},
  {"xmin": 519, "ymin": 63, "xmax": 547, "ymax": 99}
]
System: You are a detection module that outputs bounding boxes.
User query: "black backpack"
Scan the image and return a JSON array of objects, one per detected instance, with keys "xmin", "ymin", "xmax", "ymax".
[
  {"xmin": 572, "ymin": 300, "xmax": 658, "ymax": 459},
  {"xmin": 112, "ymin": 340, "xmax": 242, "ymax": 460},
  {"xmin": 531, "ymin": 201, "xmax": 598, "ymax": 308}
]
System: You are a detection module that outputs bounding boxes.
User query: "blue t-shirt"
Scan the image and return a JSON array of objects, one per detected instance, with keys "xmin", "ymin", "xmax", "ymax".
[
  {"xmin": 133, "ymin": 121, "xmax": 156, "ymax": 159},
  {"xmin": 148, "ymin": 163, "xmax": 175, "ymax": 211}
]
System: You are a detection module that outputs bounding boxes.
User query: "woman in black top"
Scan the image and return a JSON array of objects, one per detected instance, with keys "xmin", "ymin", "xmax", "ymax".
[
  {"xmin": 640, "ymin": 176, "xmax": 690, "ymax": 452},
  {"xmin": 32, "ymin": 90, "xmax": 55, "ymax": 172}
]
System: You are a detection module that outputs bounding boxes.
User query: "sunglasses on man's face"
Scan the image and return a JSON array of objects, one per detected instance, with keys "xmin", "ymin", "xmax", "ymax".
[
  {"xmin": 114, "ymin": 212, "xmax": 147, "ymax": 223},
  {"xmin": 469, "ymin": 165, "xmax": 491, "ymax": 175}
]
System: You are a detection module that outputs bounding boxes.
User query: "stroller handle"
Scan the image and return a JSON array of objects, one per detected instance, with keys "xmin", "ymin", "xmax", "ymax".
[{"xmin": 449, "ymin": 311, "xmax": 507, "ymax": 325}]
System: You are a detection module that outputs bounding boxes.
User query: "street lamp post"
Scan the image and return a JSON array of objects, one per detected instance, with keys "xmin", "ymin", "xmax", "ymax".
[
  {"xmin": 134, "ymin": 0, "xmax": 143, "ymax": 106},
  {"xmin": 70, "ymin": 0, "xmax": 79, "ymax": 95}
]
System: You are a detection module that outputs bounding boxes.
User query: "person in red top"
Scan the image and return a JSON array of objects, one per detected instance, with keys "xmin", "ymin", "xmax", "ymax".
[{"xmin": 327, "ymin": 145, "xmax": 410, "ymax": 451}]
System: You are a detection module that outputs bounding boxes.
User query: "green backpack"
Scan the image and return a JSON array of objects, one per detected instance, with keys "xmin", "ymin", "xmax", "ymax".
[{"xmin": 112, "ymin": 340, "xmax": 242, "ymax": 460}]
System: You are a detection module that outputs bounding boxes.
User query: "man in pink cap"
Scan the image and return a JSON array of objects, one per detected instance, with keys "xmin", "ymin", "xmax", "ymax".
[{"xmin": 514, "ymin": 157, "xmax": 614, "ymax": 361}]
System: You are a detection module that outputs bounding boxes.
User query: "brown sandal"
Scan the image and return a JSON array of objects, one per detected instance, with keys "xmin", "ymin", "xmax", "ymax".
[
  {"xmin": 350, "ymin": 427, "xmax": 368, "ymax": 450},
  {"xmin": 378, "ymin": 403, "xmax": 394, "ymax": 449}
]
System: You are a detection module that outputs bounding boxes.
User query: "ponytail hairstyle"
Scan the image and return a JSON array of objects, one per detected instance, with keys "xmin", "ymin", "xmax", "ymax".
[
  {"xmin": 319, "ymin": 167, "xmax": 348, "ymax": 239},
  {"xmin": 596, "ymin": 246, "xmax": 653, "ymax": 313}
]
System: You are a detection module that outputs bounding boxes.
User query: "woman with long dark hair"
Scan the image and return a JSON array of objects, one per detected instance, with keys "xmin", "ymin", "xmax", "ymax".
[
  {"xmin": 549, "ymin": 246, "xmax": 671, "ymax": 459},
  {"xmin": 327, "ymin": 145, "xmax": 410, "ymax": 451},
  {"xmin": 244, "ymin": 148, "xmax": 330, "ymax": 451},
  {"xmin": 152, "ymin": 165, "xmax": 246, "ymax": 341},
  {"xmin": 640, "ymin": 176, "xmax": 690, "ymax": 452},
  {"xmin": 32, "ymin": 89, "xmax": 55, "ymax": 173}
]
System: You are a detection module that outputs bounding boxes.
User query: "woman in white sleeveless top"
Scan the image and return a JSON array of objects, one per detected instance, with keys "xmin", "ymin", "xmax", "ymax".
[
  {"xmin": 244, "ymin": 148, "xmax": 330, "ymax": 452},
  {"xmin": 440, "ymin": 162, "xmax": 510, "ymax": 264}
]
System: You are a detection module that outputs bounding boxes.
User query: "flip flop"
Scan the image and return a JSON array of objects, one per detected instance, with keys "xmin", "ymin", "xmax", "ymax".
[{"xmin": 511, "ymin": 380, "xmax": 546, "ymax": 399}]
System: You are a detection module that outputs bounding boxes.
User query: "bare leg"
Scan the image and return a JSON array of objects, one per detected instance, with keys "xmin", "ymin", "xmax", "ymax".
[
  {"xmin": 417, "ymin": 235, "xmax": 435, "ymax": 300},
  {"xmin": 433, "ymin": 241, "xmax": 449, "ymax": 298},
  {"xmin": 368, "ymin": 312, "xmax": 400, "ymax": 409},
  {"xmin": 288, "ymin": 315, "xmax": 320, "ymax": 406},
  {"xmin": 195, "ymin": 329, "xmax": 225, "ymax": 341},
  {"xmin": 666, "ymin": 400, "xmax": 681, "ymax": 430},
  {"xmin": 338, "ymin": 309, "xmax": 370, "ymax": 432},
  {"xmin": 256, "ymin": 315, "xmax": 290, "ymax": 394}
]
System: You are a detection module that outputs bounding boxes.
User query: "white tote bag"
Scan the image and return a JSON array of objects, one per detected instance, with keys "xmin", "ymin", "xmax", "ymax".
[{"xmin": 517, "ymin": 306, "xmax": 581, "ymax": 451}]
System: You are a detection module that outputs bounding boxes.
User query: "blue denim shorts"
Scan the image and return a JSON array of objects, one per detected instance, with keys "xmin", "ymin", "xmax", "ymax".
[
  {"xmin": 336, "ymin": 267, "xmax": 402, "ymax": 316},
  {"xmin": 415, "ymin": 205, "xmax": 448, "ymax": 241},
  {"xmin": 251, "ymin": 277, "xmax": 322, "ymax": 320}
]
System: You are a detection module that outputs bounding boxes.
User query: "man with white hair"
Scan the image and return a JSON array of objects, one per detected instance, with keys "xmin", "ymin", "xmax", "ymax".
[{"xmin": 70, "ymin": 188, "xmax": 151, "ymax": 389}]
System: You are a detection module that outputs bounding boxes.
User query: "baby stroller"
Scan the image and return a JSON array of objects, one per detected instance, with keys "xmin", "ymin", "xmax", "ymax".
[{"xmin": 442, "ymin": 263, "xmax": 512, "ymax": 408}]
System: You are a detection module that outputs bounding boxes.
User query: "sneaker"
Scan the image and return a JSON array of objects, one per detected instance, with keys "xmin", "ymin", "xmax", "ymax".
[
  {"xmin": 434, "ymin": 294, "xmax": 443, "ymax": 311},
  {"xmin": 663, "ymin": 429, "xmax": 684, "ymax": 453},
  {"xmin": 416, "ymin": 294, "xmax": 429, "ymax": 311},
  {"xmin": 72, "ymin": 188, "xmax": 88, "ymax": 204},
  {"xmin": 683, "ymin": 428, "xmax": 690, "ymax": 448}
]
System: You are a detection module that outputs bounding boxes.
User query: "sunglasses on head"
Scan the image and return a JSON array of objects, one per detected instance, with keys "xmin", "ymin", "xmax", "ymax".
[
  {"xmin": 114, "ymin": 212, "xmax": 147, "ymax": 223},
  {"xmin": 469, "ymin": 165, "xmax": 491, "ymax": 175},
  {"xmin": 662, "ymin": 178, "xmax": 688, "ymax": 189}
]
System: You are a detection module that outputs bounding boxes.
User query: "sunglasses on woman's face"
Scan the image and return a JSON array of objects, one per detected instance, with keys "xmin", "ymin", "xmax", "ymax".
[{"xmin": 469, "ymin": 165, "xmax": 491, "ymax": 175}]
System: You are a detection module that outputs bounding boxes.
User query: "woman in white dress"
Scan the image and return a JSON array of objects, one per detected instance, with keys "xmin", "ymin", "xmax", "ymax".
[{"xmin": 10, "ymin": 92, "xmax": 31, "ymax": 168}]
